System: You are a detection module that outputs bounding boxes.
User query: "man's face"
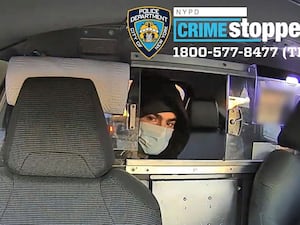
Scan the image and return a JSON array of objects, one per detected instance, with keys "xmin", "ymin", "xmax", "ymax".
[
  {"xmin": 257, "ymin": 88, "xmax": 292, "ymax": 123},
  {"xmin": 140, "ymin": 112, "xmax": 177, "ymax": 129}
]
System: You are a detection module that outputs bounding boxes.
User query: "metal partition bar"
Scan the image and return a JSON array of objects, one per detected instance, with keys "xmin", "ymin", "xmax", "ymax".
[
  {"xmin": 126, "ymin": 159, "xmax": 262, "ymax": 175},
  {"xmin": 131, "ymin": 52, "xmax": 256, "ymax": 78}
]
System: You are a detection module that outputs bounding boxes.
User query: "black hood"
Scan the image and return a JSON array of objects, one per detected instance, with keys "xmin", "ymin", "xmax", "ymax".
[{"xmin": 129, "ymin": 73, "xmax": 190, "ymax": 159}]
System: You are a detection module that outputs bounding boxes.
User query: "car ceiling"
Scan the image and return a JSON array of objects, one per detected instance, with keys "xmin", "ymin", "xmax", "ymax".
[
  {"xmin": 0, "ymin": 0, "xmax": 299, "ymax": 50},
  {"xmin": 0, "ymin": 0, "xmax": 299, "ymax": 75}
]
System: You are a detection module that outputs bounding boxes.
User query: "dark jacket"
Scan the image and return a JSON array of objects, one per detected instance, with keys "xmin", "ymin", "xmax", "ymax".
[{"xmin": 129, "ymin": 73, "xmax": 190, "ymax": 159}]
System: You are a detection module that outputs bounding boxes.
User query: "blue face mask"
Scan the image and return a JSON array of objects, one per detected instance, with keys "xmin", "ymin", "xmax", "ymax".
[{"xmin": 138, "ymin": 122, "xmax": 174, "ymax": 155}]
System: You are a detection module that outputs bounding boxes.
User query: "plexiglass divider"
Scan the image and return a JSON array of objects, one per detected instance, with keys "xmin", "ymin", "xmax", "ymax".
[
  {"xmin": 226, "ymin": 73, "xmax": 300, "ymax": 160},
  {"xmin": 225, "ymin": 75, "xmax": 257, "ymax": 160}
]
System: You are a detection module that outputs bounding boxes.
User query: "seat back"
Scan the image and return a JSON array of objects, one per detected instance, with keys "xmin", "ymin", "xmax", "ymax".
[
  {"xmin": 248, "ymin": 102, "xmax": 300, "ymax": 225},
  {"xmin": 0, "ymin": 60, "xmax": 161, "ymax": 224},
  {"xmin": 178, "ymin": 100, "xmax": 225, "ymax": 160}
]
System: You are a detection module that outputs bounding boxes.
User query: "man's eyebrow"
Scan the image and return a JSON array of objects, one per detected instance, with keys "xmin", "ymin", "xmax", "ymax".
[
  {"xmin": 154, "ymin": 114, "xmax": 177, "ymax": 121},
  {"xmin": 153, "ymin": 113, "xmax": 162, "ymax": 119},
  {"xmin": 167, "ymin": 118, "xmax": 177, "ymax": 122}
]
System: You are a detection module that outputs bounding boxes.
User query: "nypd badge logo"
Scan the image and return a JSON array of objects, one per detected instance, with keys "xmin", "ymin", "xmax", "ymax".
[{"xmin": 127, "ymin": 6, "xmax": 171, "ymax": 59}]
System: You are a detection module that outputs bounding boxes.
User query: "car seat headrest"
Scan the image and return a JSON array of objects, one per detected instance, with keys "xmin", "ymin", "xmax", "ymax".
[
  {"xmin": 189, "ymin": 100, "xmax": 219, "ymax": 130},
  {"xmin": 3, "ymin": 77, "xmax": 114, "ymax": 178}
]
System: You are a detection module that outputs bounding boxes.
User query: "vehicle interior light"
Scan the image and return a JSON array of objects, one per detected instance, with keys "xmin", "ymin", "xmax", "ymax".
[{"xmin": 286, "ymin": 76, "xmax": 299, "ymax": 85}]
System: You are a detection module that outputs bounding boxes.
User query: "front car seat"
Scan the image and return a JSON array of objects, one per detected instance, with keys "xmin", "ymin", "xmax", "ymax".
[
  {"xmin": 178, "ymin": 100, "xmax": 225, "ymax": 159},
  {"xmin": 0, "ymin": 76, "xmax": 161, "ymax": 224},
  {"xmin": 248, "ymin": 102, "xmax": 300, "ymax": 225}
]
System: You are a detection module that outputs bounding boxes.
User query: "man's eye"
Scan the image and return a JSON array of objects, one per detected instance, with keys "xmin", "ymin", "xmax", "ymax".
[
  {"xmin": 167, "ymin": 122, "xmax": 176, "ymax": 128},
  {"xmin": 147, "ymin": 115, "xmax": 158, "ymax": 122}
]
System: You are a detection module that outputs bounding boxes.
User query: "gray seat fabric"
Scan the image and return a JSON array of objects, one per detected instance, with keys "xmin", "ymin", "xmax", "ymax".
[
  {"xmin": 178, "ymin": 100, "xmax": 225, "ymax": 160},
  {"xmin": 3, "ymin": 77, "xmax": 114, "ymax": 178},
  {"xmin": 0, "ymin": 77, "xmax": 161, "ymax": 225},
  {"xmin": 248, "ymin": 102, "xmax": 300, "ymax": 225}
]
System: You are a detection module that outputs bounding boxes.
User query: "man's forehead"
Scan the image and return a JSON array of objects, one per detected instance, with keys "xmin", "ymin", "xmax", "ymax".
[{"xmin": 156, "ymin": 112, "xmax": 177, "ymax": 120}]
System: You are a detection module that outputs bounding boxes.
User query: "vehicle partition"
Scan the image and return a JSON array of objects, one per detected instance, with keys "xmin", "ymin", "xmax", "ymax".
[
  {"xmin": 115, "ymin": 53, "xmax": 260, "ymax": 162},
  {"xmin": 113, "ymin": 53, "xmax": 300, "ymax": 225},
  {"xmin": 114, "ymin": 54, "xmax": 299, "ymax": 162}
]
